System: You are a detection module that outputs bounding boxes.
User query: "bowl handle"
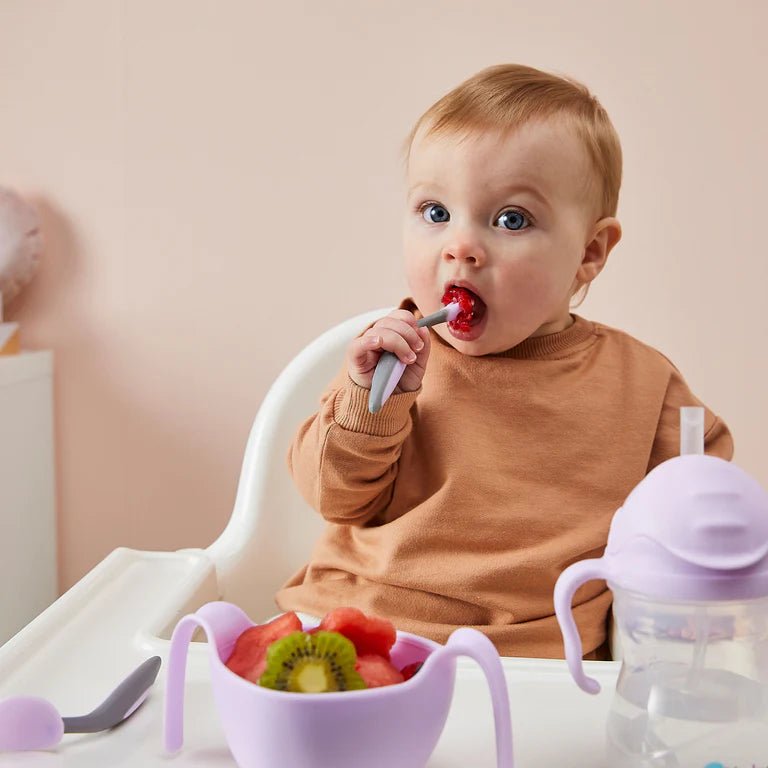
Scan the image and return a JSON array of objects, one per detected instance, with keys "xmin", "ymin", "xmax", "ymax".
[
  {"xmin": 433, "ymin": 628, "xmax": 514, "ymax": 768},
  {"xmin": 163, "ymin": 601, "xmax": 253, "ymax": 753}
]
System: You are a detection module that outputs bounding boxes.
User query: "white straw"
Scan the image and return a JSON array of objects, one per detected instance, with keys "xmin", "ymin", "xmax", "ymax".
[{"xmin": 680, "ymin": 407, "xmax": 705, "ymax": 455}]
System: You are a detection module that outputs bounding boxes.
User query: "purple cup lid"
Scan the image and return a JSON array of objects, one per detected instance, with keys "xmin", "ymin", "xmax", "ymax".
[{"xmin": 604, "ymin": 454, "xmax": 768, "ymax": 601}]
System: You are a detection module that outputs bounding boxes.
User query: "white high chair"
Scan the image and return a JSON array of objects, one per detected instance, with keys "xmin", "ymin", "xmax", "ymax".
[
  {"xmin": 0, "ymin": 308, "xmax": 620, "ymax": 767},
  {"xmin": 207, "ymin": 306, "xmax": 390, "ymax": 619}
]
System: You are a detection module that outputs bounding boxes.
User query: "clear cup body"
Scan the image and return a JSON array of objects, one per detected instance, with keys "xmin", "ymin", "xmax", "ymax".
[{"xmin": 607, "ymin": 586, "xmax": 768, "ymax": 767}]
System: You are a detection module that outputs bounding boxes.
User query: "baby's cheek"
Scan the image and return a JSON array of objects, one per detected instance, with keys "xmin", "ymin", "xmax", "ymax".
[
  {"xmin": 404, "ymin": 251, "xmax": 434, "ymax": 301},
  {"xmin": 500, "ymin": 263, "xmax": 559, "ymax": 307}
]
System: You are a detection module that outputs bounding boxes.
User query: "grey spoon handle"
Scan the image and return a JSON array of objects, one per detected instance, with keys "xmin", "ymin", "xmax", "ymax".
[
  {"xmin": 62, "ymin": 656, "xmax": 161, "ymax": 734},
  {"xmin": 368, "ymin": 306, "xmax": 454, "ymax": 414}
]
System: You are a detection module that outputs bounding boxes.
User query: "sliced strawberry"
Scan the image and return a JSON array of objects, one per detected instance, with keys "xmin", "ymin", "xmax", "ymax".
[
  {"xmin": 225, "ymin": 612, "xmax": 302, "ymax": 683},
  {"xmin": 400, "ymin": 661, "xmax": 424, "ymax": 681},
  {"xmin": 355, "ymin": 654, "xmax": 405, "ymax": 688},
  {"xmin": 318, "ymin": 607, "xmax": 396, "ymax": 659}
]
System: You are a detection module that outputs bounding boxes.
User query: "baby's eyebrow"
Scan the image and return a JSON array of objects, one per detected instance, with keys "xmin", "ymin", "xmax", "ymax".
[
  {"xmin": 407, "ymin": 181, "xmax": 441, "ymax": 196},
  {"xmin": 493, "ymin": 183, "xmax": 551, "ymax": 209}
]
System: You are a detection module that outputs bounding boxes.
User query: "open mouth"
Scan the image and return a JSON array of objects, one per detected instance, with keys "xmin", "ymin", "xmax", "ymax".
[{"xmin": 441, "ymin": 284, "xmax": 488, "ymax": 335}]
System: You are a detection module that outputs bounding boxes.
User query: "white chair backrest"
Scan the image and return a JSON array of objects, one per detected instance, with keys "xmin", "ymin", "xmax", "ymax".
[{"xmin": 207, "ymin": 308, "xmax": 390, "ymax": 620}]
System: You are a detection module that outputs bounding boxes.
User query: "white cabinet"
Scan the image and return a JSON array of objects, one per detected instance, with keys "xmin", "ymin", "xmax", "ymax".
[{"xmin": 0, "ymin": 351, "xmax": 56, "ymax": 644}]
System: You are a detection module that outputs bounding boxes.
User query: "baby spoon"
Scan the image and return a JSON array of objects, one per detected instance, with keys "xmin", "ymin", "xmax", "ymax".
[
  {"xmin": 0, "ymin": 655, "xmax": 161, "ymax": 752},
  {"xmin": 368, "ymin": 302, "xmax": 461, "ymax": 414}
]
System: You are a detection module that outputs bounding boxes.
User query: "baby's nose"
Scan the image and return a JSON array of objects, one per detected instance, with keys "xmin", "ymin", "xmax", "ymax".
[{"xmin": 440, "ymin": 237, "xmax": 486, "ymax": 266}]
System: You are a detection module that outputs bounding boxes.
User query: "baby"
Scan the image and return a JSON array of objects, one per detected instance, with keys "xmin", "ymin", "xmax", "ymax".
[{"xmin": 275, "ymin": 64, "xmax": 733, "ymax": 659}]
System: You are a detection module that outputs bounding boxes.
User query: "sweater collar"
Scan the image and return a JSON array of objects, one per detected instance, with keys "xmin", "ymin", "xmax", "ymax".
[{"xmin": 495, "ymin": 314, "xmax": 595, "ymax": 359}]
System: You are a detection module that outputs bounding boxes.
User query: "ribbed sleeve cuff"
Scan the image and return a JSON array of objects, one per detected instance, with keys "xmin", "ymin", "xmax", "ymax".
[{"xmin": 333, "ymin": 378, "xmax": 419, "ymax": 436}]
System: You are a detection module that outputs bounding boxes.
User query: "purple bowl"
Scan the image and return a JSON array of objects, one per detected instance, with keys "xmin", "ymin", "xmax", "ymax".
[{"xmin": 164, "ymin": 601, "xmax": 513, "ymax": 768}]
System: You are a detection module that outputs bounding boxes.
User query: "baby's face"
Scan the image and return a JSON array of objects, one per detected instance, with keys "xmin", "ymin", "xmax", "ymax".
[{"xmin": 403, "ymin": 119, "xmax": 601, "ymax": 355}]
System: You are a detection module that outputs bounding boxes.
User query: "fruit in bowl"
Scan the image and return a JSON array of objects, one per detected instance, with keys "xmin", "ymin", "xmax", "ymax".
[
  {"xmin": 225, "ymin": 607, "xmax": 422, "ymax": 692},
  {"xmin": 224, "ymin": 610, "xmax": 302, "ymax": 683}
]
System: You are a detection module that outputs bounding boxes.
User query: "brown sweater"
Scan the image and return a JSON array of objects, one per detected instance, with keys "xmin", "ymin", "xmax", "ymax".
[{"xmin": 275, "ymin": 302, "xmax": 734, "ymax": 658}]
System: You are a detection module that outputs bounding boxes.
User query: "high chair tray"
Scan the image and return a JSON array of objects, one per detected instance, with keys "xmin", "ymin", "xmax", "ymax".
[{"xmin": 0, "ymin": 547, "xmax": 619, "ymax": 766}]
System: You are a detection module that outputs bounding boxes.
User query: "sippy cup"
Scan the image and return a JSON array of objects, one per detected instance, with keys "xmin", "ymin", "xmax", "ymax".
[{"xmin": 555, "ymin": 408, "xmax": 768, "ymax": 767}]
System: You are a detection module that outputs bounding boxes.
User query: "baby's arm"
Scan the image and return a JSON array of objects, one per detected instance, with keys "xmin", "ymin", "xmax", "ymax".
[
  {"xmin": 287, "ymin": 368, "xmax": 419, "ymax": 525},
  {"xmin": 647, "ymin": 366, "xmax": 734, "ymax": 470},
  {"xmin": 288, "ymin": 308, "xmax": 430, "ymax": 525}
]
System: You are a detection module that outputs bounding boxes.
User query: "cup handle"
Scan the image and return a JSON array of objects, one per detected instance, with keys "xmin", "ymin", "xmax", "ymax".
[
  {"xmin": 163, "ymin": 601, "xmax": 252, "ymax": 753},
  {"xmin": 432, "ymin": 628, "xmax": 514, "ymax": 768},
  {"xmin": 553, "ymin": 558, "xmax": 607, "ymax": 694}
]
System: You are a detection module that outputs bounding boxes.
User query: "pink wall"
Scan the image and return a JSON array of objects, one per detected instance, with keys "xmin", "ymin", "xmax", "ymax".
[{"xmin": 1, "ymin": 0, "xmax": 766, "ymax": 591}]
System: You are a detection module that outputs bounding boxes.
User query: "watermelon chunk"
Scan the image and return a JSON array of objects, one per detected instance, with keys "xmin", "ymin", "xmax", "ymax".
[
  {"xmin": 355, "ymin": 654, "xmax": 405, "ymax": 688},
  {"xmin": 225, "ymin": 612, "xmax": 302, "ymax": 683},
  {"xmin": 318, "ymin": 607, "xmax": 396, "ymax": 659},
  {"xmin": 400, "ymin": 661, "xmax": 424, "ymax": 681}
]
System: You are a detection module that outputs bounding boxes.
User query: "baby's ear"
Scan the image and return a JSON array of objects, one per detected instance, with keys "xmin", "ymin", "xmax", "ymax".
[{"xmin": 576, "ymin": 216, "xmax": 622, "ymax": 285}]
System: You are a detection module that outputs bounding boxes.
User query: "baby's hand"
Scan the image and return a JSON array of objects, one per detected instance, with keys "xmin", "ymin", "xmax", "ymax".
[{"xmin": 347, "ymin": 309, "xmax": 432, "ymax": 394}]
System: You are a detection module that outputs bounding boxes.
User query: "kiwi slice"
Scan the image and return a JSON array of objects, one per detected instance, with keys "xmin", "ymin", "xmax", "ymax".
[{"xmin": 258, "ymin": 631, "xmax": 367, "ymax": 693}]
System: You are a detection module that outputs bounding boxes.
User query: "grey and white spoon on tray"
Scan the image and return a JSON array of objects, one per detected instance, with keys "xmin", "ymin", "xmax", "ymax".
[{"xmin": 0, "ymin": 655, "xmax": 161, "ymax": 752}]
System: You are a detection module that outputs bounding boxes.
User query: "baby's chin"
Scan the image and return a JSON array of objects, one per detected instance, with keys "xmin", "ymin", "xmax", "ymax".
[{"xmin": 434, "ymin": 321, "xmax": 535, "ymax": 356}]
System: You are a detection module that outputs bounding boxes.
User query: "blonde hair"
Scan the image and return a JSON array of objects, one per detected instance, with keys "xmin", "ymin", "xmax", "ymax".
[{"xmin": 404, "ymin": 64, "xmax": 622, "ymax": 219}]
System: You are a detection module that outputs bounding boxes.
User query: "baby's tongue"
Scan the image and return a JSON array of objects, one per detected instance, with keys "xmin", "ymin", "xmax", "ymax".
[{"xmin": 441, "ymin": 286, "xmax": 487, "ymax": 332}]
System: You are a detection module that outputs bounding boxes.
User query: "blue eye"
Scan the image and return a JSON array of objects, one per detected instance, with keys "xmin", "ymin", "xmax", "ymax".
[
  {"xmin": 496, "ymin": 209, "xmax": 530, "ymax": 231},
  {"xmin": 421, "ymin": 204, "xmax": 450, "ymax": 223}
]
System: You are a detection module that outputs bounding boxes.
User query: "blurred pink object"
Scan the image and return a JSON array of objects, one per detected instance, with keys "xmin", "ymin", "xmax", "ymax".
[{"xmin": 0, "ymin": 187, "xmax": 42, "ymax": 316}]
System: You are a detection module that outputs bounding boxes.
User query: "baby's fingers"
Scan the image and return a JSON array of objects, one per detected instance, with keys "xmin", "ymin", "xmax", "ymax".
[
  {"xmin": 370, "ymin": 327, "xmax": 421, "ymax": 364},
  {"xmin": 348, "ymin": 332, "xmax": 383, "ymax": 370},
  {"xmin": 373, "ymin": 316, "xmax": 424, "ymax": 357}
]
